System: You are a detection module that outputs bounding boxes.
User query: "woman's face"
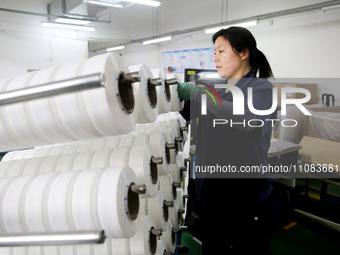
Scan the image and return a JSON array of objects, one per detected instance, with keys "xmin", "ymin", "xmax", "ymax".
[{"xmin": 214, "ymin": 36, "xmax": 247, "ymax": 79}]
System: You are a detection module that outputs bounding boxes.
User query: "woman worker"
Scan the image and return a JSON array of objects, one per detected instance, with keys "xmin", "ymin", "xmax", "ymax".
[{"xmin": 178, "ymin": 27, "xmax": 276, "ymax": 254}]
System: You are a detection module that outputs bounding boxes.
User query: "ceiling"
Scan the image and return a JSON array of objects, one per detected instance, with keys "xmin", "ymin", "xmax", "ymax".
[{"xmin": 1, "ymin": 0, "xmax": 340, "ymax": 54}]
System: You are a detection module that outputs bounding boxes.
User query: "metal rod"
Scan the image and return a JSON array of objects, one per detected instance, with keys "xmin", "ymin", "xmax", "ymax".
[
  {"xmin": 183, "ymin": 194, "xmax": 189, "ymax": 199},
  {"xmin": 166, "ymin": 143, "xmax": 176, "ymax": 150},
  {"xmin": 178, "ymin": 209, "xmax": 185, "ymax": 214},
  {"xmin": 173, "ymin": 181, "xmax": 181, "ymax": 187},
  {"xmin": 164, "ymin": 201, "xmax": 173, "ymax": 207},
  {"xmin": 0, "ymin": 230, "xmax": 105, "ymax": 247},
  {"xmin": 0, "ymin": 73, "xmax": 105, "ymax": 106},
  {"xmin": 122, "ymin": 71, "xmax": 141, "ymax": 83},
  {"xmin": 151, "ymin": 156, "xmax": 163, "ymax": 165},
  {"xmin": 294, "ymin": 209, "xmax": 340, "ymax": 232},
  {"xmin": 175, "ymin": 137, "xmax": 183, "ymax": 142},
  {"xmin": 172, "ymin": 228, "xmax": 181, "ymax": 233},
  {"xmin": 181, "ymin": 226, "xmax": 188, "ymax": 231},
  {"xmin": 0, "ymin": 7, "xmax": 110, "ymax": 23},
  {"xmin": 165, "ymin": 78, "xmax": 178, "ymax": 86},
  {"xmin": 130, "ymin": 184, "xmax": 146, "ymax": 194},
  {"xmin": 150, "ymin": 78, "xmax": 163, "ymax": 87},
  {"xmin": 180, "ymin": 167, "xmax": 187, "ymax": 172},
  {"xmin": 180, "ymin": 127, "xmax": 187, "ymax": 132},
  {"xmin": 150, "ymin": 229, "xmax": 162, "ymax": 236}
]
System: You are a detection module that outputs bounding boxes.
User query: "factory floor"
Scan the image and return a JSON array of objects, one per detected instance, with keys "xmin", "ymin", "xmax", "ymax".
[
  {"xmin": 178, "ymin": 178, "xmax": 340, "ymax": 255},
  {"xmin": 178, "ymin": 220, "xmax": 340, "ymax": 255}
]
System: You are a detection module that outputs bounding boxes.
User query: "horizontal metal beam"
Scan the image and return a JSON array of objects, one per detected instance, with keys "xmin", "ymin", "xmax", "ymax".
[
  {"xmin": 0, "ymin": 73, "xmax": 105, "ymax": 106},
  {"xmin": 0, "ymin": 7, "xmax": 110, "ymax": 23},
  {"xmin": 92, "ymin": 0, "xmax": 340, "ymax": 52},
  {"xmin": 294, "ymin": 208, "xmax": 340, "ymax": 232},
  {"xmin": 0, "ymin": 230, "xmax": 105, "ymax": 247}
]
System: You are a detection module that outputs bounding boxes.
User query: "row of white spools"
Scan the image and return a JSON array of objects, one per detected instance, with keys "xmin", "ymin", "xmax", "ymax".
[
  {"xmin": 0, "ymin": 52, "xmax": 190, "ymax": 255},
  {"xmin": 0, "ymin": 52, "xmax": 183, "ymax": 152}
]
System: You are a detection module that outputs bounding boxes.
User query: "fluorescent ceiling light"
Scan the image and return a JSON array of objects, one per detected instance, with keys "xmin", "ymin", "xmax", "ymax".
[
  {"xmin": 124, "ymin": 0, "xmax": 161, "ymax": 7},
  {"xmin": 85, "ymin": 0, "xmax": 123, "ymax": 8},
  {"xmin": 205, "ymin": 20, "xmax": 258, "ymax": 34},
  {"xmin": 41, "ymin": 22, "xmax": 96, "ymax": 31},
  {"xmin": 55, "ymin": 18, "xmax": 90, "ymax": 25},
  {"xmin": 107, "ymin": 45, "xmax": 125, "ymax": 51},
  {"xmin": 143, "ymin": 36, "xmax": 172, "ymax": 45}
]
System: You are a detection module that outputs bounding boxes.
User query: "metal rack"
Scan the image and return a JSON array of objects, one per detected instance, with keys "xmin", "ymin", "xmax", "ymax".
[{"xmin": 0, "ymin": 73, "xmax": 147, "ymax": 247}]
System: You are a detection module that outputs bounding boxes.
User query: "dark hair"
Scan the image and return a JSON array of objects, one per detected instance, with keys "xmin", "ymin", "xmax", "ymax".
[{"xmin": 212, "ymin": 27, "xmax": 273, "ymax": 78}]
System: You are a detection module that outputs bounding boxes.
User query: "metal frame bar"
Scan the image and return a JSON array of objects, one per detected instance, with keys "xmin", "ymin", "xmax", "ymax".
[
  {"xmin": 0, "ymin": 73, "xmax": 105, "ymax": 106},
  {"xmin": 0, "ymin": 230, "xmax": 105, "ymax": 247}
]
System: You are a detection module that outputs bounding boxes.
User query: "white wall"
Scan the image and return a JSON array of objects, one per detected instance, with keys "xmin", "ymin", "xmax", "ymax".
[{"xmin": 0, "ymin": 32, "xmax": 88, "ymax": 78}]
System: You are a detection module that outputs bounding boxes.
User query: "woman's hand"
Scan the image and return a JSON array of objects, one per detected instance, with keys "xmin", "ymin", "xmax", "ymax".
[{"xmin": 177, "ymin": 82, "xmax": 201, "ymax": 101}]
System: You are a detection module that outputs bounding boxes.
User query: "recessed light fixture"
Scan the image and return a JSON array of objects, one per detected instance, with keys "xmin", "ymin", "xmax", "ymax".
[
  {"xmin": 55, "ymin": 18, "xmax": 90, "ymax": 25},
  {"xmin": 85, "ymin": 0, "xmax": 123, "ymax": 8},
  {"xmin": 107, "ymin": 45, "xmax": 126, "ymax": 51},
  {"xmin": 205, "ymin": 20, "xmax": 258, "ymax": 34},
  {"xmin": 142, "ymin": 36, "xmax": 172, "ymax": 45},
  {"xmin": 41, "ymin": 22, "xmax": 96, "ymax": 31},
  {"xmin": 124, "ymin": 0, "xmax": 161, "ymax": 7}
]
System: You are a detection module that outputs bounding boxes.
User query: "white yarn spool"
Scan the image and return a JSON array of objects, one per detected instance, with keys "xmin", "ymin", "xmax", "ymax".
[
  {"xmin": 169, "ymin": 203, "xmax": 180, "ymax": 231},
  {"xmin": 147, "ymin": 191, "xmax": 169, "ymax": 230},
  {"xmin": 139, "ymin": 198, "xmax": 148, "ymax": 216},
  {"xmin": 55, "ymin": 153, "xmax": 77, "ymax": 172},
  {"xmin": 90, "ymin": 137, "xmax": 108, "ymax": 151},
  {"xmin": 135, "ymin": 124, "xmax": 148, "ymax": 133},
  {"xmin": 129, "ymin": 64, "xmax": 159, "ymax": 124},
  {"xmin": 63, "ymin": 141, "xmax": 81, "ymax": 154},
  {"xmin": 156, "ymin": 239, "xmax": 168, "ymax": 255},
  {"xmin": 39, "ymin": 155, "xmax": 63, "ymax": 174},
  {"xmin": 3, "ymin": 160, "xmax": 26, "ymax": 177},
  {"xmin": 71, "ymin": 169, "xmax": 104, "ymax": 232},
  {"xmin": 0, "ymin": 168, "xmax": 139, "ymax": 238},
  {"xmin": 0, "ymin": 75, "xmax": 20, "ymax": 150},
  {"xmin": 81, "ymin": 52, "xmax": 137, "ymax": 136},
  {"xmin": 148, "ymin": 132, "xmax": 170, "ymax": 176},
  {"xmin": 176, "ymin": 188, "xmax": 185, "ymax": 211},
  {"xmin": 104, "ymin": 136, "xmax": 121, "ymax": 149},
  {"xmin": 118, "ymin": 132, "xmax": 136, "ymax": 147},
  {"xmin": 22, "ymin": 156, "xmax": 43, "ymax": 175},
  {"xmin": 97, "ymin": 167, "xmax": 139, "ymax": 238},
  {"xmin": 1, "ymin": 72, "xmax": 45, "ymax": 151},
  {"xmin": 151, "ymin": 68, "xmax": 170, "ymax": 114},
  {"xmin": 159, "ymin": 175, "xmax": 176, "ymax": 202},
  {"xmin": 110, "ymin": 238, "xmax": 130, "ymax": 255},
  {"xmin": 44, "ymin": 246, "xmax": 59, "ymax": 255},
  {"xmin": 73, "ymin": 151, "xmax": 96, "ymax": 170},
  {"xmin": 168, "ymin": 119, "xmax": 181, "ymax": 139},
  {"xmin": 109, "ymin": 146, "xmax": 130, "ymax": 167},
  {"xmin": 169, "ymin": 161, "xmax": 181, "ymax": 185},
  {"xmin": 129, "ymin": 144, "xmax": 158, "ymax": 198},
  {"xmin": 160, "ymin": 220, "xmax": 176, "ymax": 253},
  {"xmin": 47, "ymin": 170, "xmax": 80, "ymax": 231},
  {"xmin": 27, "ymin": 65, "xmax": 76, "ymax": 144},
  {"xmin": 167, "ymin": 73, "xmax": 184, "ymax": 112},
  {"xmin": 25, "ymin": 172, "xmax": 59, "ymax": 232},
  {"xmin": 90, "ymin": 149, "xmax": 112, "ymax": 169},
  {"xmin": 53, "ymin": 59, "xmax": 101, "ymax": 140},
  {"xmin": 155, "ymin": 128, "xmax": 176, "ymax": 164},
  {"xmin": 133, "ymin": 131, "xmax": 149, "ymax": 145},
  {"xmin": 2, "ymin": 175, "xmax": 33, "ymax": 233},
  {"xmin": 129, "ymin": 215, "xmax": 158, "ymax": 255}
]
